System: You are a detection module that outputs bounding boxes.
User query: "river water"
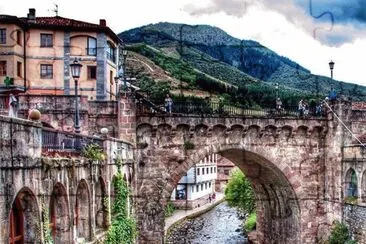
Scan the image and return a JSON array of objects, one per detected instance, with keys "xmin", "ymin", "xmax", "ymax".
[{"xmin": 166, "ymin": 202, "xmax": 248, "ymax": 244}]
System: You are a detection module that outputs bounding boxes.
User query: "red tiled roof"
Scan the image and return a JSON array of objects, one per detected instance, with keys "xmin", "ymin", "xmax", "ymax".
[
  {"xmin": 217, "ymin": 155, "xmax": 235, "ymax": 167},
  {"xmin": 19, "ymin": 16, "xmax": 101, "ymax": 29},
  {"xmin": 0, "ymin": 15, "xmax": 121, "ymax": 43}
]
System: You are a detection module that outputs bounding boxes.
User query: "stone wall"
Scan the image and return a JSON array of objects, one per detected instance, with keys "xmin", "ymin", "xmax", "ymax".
[
  {"xmin": 0, "ymin": 115, "xmax": 134, "ymax": 243},
  {"xmin": 343, "ymin": 204, "xmax": 366, "ymax": 243}
]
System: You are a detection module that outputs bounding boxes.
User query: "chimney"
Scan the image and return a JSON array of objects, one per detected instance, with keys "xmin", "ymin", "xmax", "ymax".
[
  {"xmin": 27, "ymin": 8, "xmax": 36, "ymax": 23},
  {"xmin": 99, "ymin": 19, "xmax": 106, "ymax": 27}
]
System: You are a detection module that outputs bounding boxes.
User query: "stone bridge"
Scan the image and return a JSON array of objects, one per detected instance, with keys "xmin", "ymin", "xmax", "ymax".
[{"xmin": 133, "ymin": 102, "xmax": 351, "ymax": 244}]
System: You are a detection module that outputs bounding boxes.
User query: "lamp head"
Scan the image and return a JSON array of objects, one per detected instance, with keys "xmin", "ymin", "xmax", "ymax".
[
  {"xmin": 70, "ymin": 58, "xmax": 82, "ymax": 79},
  {"xmin": 329, "ymin": 60, "xmax": 335, "ymax": 70}
]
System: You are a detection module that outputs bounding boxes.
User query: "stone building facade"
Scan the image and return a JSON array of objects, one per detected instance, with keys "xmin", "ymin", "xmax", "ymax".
[{"xmin": 0, "ymin": 8, "xmax": 122, "ymax": 100}]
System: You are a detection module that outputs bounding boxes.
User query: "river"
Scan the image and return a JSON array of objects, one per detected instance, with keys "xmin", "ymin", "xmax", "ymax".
[{"xmin": 166, "ymin": 202, "xmax": 248, "ymax": 244}]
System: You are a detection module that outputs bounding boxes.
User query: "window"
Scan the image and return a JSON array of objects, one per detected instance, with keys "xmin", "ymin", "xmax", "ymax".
[
  {"xmin": 87, "ymin": 66, "xmax": 96, "ymax": 80},
  {"xmin": 224, "ymin": 169, "xmax": 230, "ymax": 175},
  {"xmin": 106, "ymin": 42, "xmax": 116, "ymax": 62},
  {"xmin": 201, "ymin": 184, "xmax": 203, "ymax": 191},
  {"xmin": 214, "ymin": 167, "xmax": 217, "ymax": 173},
  {"xmin": 87, "ymin": 37, "xmax": 97, "ymax": 56},
  {"xmin": 209, "ymin": 182, "xmax": 211, "ymax": 188},
  {"xmin": 196, "ymin": 185, "xmax": 199, "ymax": 192},
  {"xmin": 192, "ymin": 187, "xmax": 194, "ymax": 193},
  {"xmin": 206, "ymin": 168, "xmax": 209, "ymax": 174},
  {"xmin": 205, "ymin": 183, "xmax": 207, "ymax": 189},
  {"xmin": 197, "ymin": 168, "xmax": 200, "ymax": 175},
  {"xmin": 0, "ymin": 61, "xmax": 6, "ymax": 76},
  {"xmin": 40, "ymin": 34, "xmax": 53, "ymax": 47},
  {"xmin": 17, "ymin": 62, "xmax": 22, "ymax": 77},
  {"xmin": 211, "ymin": 167, "xmax": 213, "ymax": 173},
  {"xmin": 0, "ymin": 29, "xmax": 6, "ymax": 44},
  {"xmin": 16, "ymin": 30, "xmax": 21, "ymax": 45},
  {"xmin": 40, "ymin": 64, "xmax": 53, "ymax": 79},
  {"xmin": 202, "ymin": 168, "xmax": 205, "ymax": 175}
]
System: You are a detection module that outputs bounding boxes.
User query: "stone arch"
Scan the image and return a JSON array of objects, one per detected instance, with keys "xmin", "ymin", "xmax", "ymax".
[
  {"xmin": 136, "ymin": 123, "xmax": 153, "ymax": 146},
  {"xmin": 75, "ymin": 179, "xmax": 91, "ymax": 241},
  {"xmin": 157, "ymin": 124, "xmax": 172, "ymax": 147},
  {"xmin": 9, "ymin": 187, "xmax": 40, "ymax": 244},
  {"xmin": 228, "ymin": 124, "xmax": 244, "ymax": 143},
  {"xmin": 164, "ymin": 145, "xmax": 302, "ymax": 243},
  {"xmin": 362, "ymin": 170, "xmax": 366, "ymax": 202},
  {"xmin": 174, "ymin": 124, "xmax": 190, "ymax": 144},
  {"xmin": 95, "ymin": 177, "xmax": 108, "ymax": 229},
  {"xmin": 345, "ymin": 168, "xmax": 358, "ymax": 197},
  {"xmin": 50, "ymin": 182, "xmax": 70, "ymax": 243}
]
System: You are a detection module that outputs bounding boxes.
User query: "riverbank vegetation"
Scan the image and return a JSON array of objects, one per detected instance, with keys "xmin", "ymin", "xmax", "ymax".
[
  {"xmin": 105, "ymin": 163, "xmax": 137, "ymax": 244},
  {"xmin": 328, "ymin": 221, "xmax": 357, "ymax": 244},
  {"xmin": 165, "ymin": 201, "xmax": 175, "ymax": 217},
  {"xmin": 224, "ymin": 169, "xmax": 256, "ymax": 232}
]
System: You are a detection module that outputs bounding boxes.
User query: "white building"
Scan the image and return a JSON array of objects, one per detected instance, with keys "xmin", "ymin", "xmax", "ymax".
[{"xmin": 171, "ymin": 154, "xmax": 218, "ymax": 209}]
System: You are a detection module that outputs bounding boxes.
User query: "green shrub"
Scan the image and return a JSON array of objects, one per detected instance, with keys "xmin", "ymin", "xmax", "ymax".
[
  {"xmin": 225, "ymin": 169, "xmax": 255, "ymax": 213},
  {"xmin": 328, "ymin": 221, "xmax": 356, "ymax": 244},
  {"xmin": 165, "ymin": 201, "xmax": 175, "ymax": 217},
  {"xmin": 344, "ymin": 196, "xmax": 358, "ymax": 205},
  {"xmin": 184, "ymin": 141, "xmax": 195, "ymax": 150},
  {"xmin": 244, "ymin": 212, "xmax": 256, "ymax": 232}
]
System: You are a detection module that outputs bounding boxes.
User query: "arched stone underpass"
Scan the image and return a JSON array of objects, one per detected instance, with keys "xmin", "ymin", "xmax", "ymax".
[{"xmin": 133, "ymin": 115, "xmax": 342, "ymax": 244}]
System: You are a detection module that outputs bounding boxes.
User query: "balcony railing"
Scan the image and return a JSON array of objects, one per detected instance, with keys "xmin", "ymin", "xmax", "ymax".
[
  {"xmin": 42, "ymin": 128, "xmax": 103, "ymax": 155},
  {"xmin": 137, "ymin": 100, "xmax": 324, "ymax": 118}
]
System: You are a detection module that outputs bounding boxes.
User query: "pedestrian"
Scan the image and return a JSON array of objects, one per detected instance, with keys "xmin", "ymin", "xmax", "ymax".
[
  {"xmin": 329, "ymin": 88, "xmax": 337, "ymax": 104},
  {"xmin": 165, "ymin": 94, "xmax": 173, "ymax": 114},
  {"xmin": 208, "ymin": 194, "xmax": 212, "ymax": 203},
  {"xmin": 212, "ymin": 193, "xmax": 216, "ymax": 201},
  {"xmin": 276, "ymin": 97, "xmax": 282, "ymax": 112},
  {"xmin": 298, "ymin": 99, "xmax": 304, "ymax": 118},
  {"xmin": 8, "ymin": 93, "xmax": 18, "ymax": 118}
]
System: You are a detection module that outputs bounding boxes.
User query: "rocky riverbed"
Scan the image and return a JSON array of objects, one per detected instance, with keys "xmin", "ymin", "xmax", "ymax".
[{"xmin": 166, "ymin": 202, "xmax": 248, "ymax": 244}]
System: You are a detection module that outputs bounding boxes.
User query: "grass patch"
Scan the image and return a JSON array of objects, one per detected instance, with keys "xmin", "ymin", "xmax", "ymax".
[{"xmin": 244, "ymin": 212, "xmax": 256, "ymax": 232}]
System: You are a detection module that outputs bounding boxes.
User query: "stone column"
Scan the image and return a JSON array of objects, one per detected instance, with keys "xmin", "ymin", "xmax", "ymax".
[{"xmin": 118, "ymin": 94, "xmax": 136, "ymax": 143}]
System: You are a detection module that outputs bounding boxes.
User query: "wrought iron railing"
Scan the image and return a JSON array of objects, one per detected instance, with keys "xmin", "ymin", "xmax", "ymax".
[
  {"xmin": 42, "ymin": 128, "xmax": 103, "ymax": 155},
  {"xmin": 137, "ymin": 100, "xmax": 323, "ymax": 118}
]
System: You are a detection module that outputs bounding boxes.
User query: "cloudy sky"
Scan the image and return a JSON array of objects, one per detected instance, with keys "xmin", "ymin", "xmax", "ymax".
[{"xmin": 2, "ymin": 0, "xmax": 366, "ymax": 86}]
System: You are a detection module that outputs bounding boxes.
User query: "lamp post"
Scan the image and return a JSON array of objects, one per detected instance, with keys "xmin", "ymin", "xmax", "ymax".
[
  {"xmin": 329, "ymin": 60, "xmax": 334, "ymax": 80},
  {"xmin": 122, "ymin": 49, "xmax": 128, "ymax": 89},
  {"xmin": 70, "ymin": 58, "xmax": 82, "ymax": 133}
]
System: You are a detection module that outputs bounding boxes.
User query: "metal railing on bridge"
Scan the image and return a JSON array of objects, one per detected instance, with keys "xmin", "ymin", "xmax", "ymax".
[
  {"xmin": 137, "ymin": 100, "xmax": 323, "ymax": 118},
  {"xmin": 42, "ymin": 128, "xmax": 104, "ymax": 155}
]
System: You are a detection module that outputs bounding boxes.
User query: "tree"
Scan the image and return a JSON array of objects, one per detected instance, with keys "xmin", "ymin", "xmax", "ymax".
[{"xmin": 225, "ymin": 169, "xmax": 255, "ymax": 213}]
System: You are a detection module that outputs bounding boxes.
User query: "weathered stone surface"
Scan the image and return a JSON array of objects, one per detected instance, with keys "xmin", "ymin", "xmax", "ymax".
[{"xmin": 133, "ymin": 102, "xmax": 350, "ymax": 244}]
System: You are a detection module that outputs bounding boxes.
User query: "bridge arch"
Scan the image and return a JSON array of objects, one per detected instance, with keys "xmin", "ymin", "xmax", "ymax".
[
  {"xmin": 75, "ymin": 179, "xmax": 91, "ymax": 241},
  {"xmin": 9, "ymin": 187, "xmax": 40, "ymax": 244},
  {"xmin": 135, "ymin": 116, "xmax": 330, "ymax": 243},
  {"xmin": 171, "ymin": 144, "xmax": 302, "ymax": 243},
  {"xmin": 50, "ymin": 182, "xmax": 70, "ymax": 243}
]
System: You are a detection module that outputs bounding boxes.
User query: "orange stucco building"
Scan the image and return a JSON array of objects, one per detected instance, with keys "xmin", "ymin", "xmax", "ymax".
[{"xmin": 0, "ymin": 8, "xmax": 123, "ymax": 100}]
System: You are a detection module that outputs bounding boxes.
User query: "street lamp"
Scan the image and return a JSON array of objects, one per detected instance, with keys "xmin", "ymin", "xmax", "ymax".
[
  {"xmin": 70, "ymin": 58, "xmax": 82, "ymax": 133},
  {"xmin": 275, "ymin": 83, "xmax": 279, "ymax": 99},
  {"xmin": 122, "ymin": 49, "xmax": 128, "ymax": 89},
  {"xmin": 329, "ymin": 60, "xmax": 334, "ymax": 80}
]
